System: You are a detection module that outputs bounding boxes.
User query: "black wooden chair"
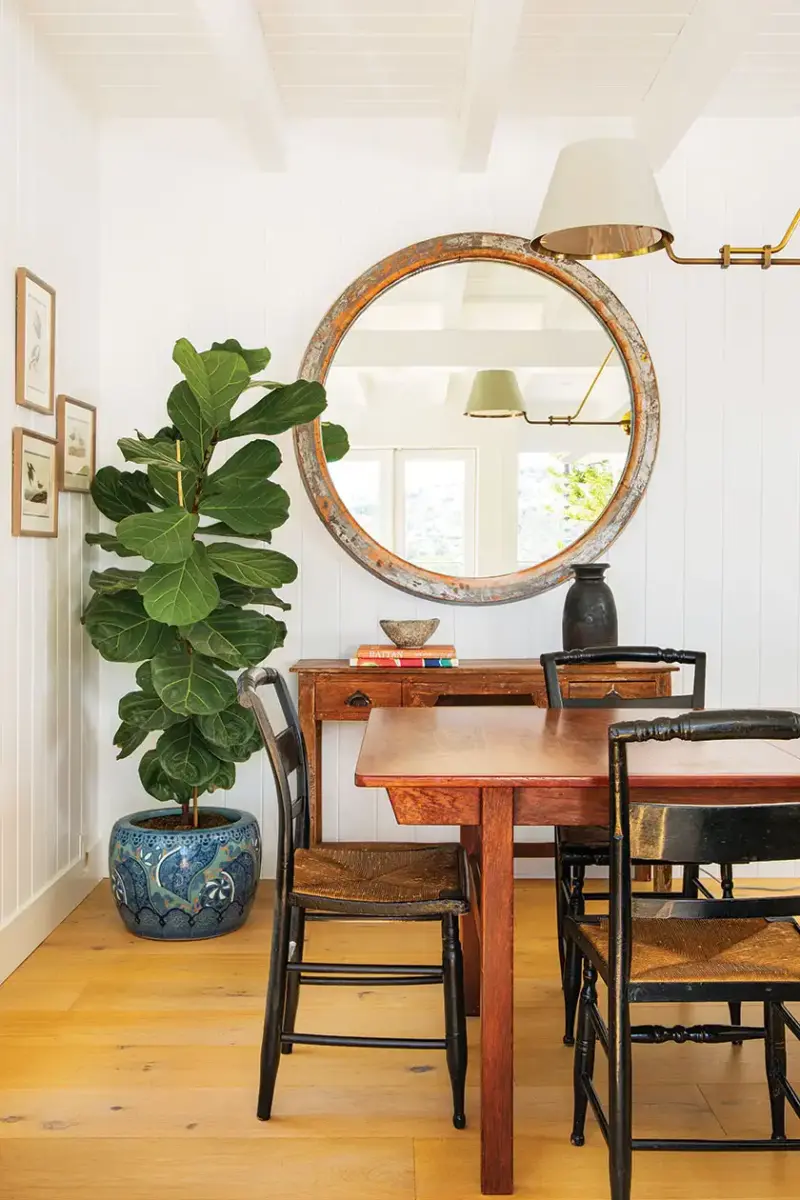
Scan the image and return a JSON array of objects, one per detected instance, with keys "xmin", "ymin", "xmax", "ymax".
[
  {"xmin": 238, "ymin": 666, "xmax": 470, "ymax": 1129},
  {"xmin": 566, "ymin": 709, "xmax": 800, "ymax": 1200},
  {"xmin": 540, "ymin": 646, "xmax": 736, "ymax": 1044}
]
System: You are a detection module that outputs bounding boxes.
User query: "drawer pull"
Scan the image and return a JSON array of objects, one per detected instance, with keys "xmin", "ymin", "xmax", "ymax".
[{"xmin": 345, "ymin": 690, "xmax": 372, "ymax": 708}]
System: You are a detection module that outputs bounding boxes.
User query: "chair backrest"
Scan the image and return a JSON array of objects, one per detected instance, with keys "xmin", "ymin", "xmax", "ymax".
[
  {"xmin": 608, "ymin": 711, "xmax": 800, "ymax": 993},
  {"xmin": 540, "ymin": 646, "xmax": 706, "ymax": 710},
  {"xmin": 237, "ymin": 667, "xmax": 309, "ymax": 892}
]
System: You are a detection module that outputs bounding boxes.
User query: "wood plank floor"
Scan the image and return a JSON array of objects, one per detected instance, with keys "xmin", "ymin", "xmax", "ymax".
[{"xmin": 0, "ymin": 880, "xmax": 798, "ymax": 1199}]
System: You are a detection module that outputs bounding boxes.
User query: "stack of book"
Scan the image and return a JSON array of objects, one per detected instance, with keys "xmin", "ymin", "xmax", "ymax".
[{"xmin": 350, "ymin": 644, "xmax": 458, "ymax": 668}]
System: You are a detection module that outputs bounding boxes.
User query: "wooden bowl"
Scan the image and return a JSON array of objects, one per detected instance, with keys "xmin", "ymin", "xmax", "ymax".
[{"xmin": 379, "ymin": 618, "xmax": 440, "ymax": 649}]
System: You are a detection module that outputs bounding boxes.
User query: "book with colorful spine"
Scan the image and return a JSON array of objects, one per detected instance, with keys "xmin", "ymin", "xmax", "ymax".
[{"xmin": 350, "ymin": 644, "xmax": 458, "ymax": 668}]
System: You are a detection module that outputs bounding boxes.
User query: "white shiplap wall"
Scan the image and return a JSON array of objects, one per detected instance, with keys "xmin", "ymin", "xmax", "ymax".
[
  {"xmin": 97, "ymin": 115, "xmax": 800, "ymax": 878},
  {"xmin": 0, "ymin": 0, "xmax": 101, "ymax": 978}
]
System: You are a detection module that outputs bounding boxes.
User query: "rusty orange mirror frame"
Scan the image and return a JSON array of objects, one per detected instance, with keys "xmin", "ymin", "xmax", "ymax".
[{"xmin": 294, "ymin": 232, "xmax": 660, "ymax": 605}]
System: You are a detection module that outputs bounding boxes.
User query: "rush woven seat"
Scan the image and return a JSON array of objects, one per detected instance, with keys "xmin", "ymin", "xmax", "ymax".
[
  {"xmin": 292, "ymin": 845, "xmax": 467, "ymax": 912},
  {"xmin": 580, "ymin": 916, "xmax": 800, "ymax": 984}
]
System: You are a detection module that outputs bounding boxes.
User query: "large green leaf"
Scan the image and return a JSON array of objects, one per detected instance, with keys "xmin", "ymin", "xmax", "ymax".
[
  {"xmin": 213, "ymin": 576, "xmax": 290, "ymax": 610},
  {"xmin": 206, "ymin": 440, "xmax": 281, "ymax": 489},
  {"xmin": 197, "ymin": 705, "xmax": 258, "ymax": 750},
  {"xmin": 137, "ymin": 543, "xmax": 220, "ymax": 626},
  {"xmin": 136, "ymin": 661, "xmax": 155, "ymax": 692},
  {"xmin": 173, "ymin": 339, "xmax": 250, "ymax": 426},
  {"xmin": 151, "ymin": 650, "xmax": 237, "ymax": 716},
  {"xmin": 118, "ymin": 433, "xmax": 187, "ymax": 472},
  {"xmin": 89, "ymin": 568, "xmax": 143, "ymax": 594},
  {"xmin": 321, "ymin": 421, "xmax": 350, "ymax": 462},
  {"xmin": 198, "ymin": 522, "xmax": 271, "ymax": 542},
  {"xmin": 139, "ymin": 749, "xmax": 193, "ymax": 804},
  {"xmin": 250, "ymin": 587, "xmax": 291, "ymax": 611},
  {"xmin": 198, "ymin": 479, "xmax": 290, "ymax": 536},
  {"xmin": 85, "ymin": 532, "xmax": 139, "ymax": 559},
  {"xmin": 207, "ymin": 758, "xmax": 236, "ymax": 792},
  {"xmin": 206, "ymin": 541, "xmax": 297, "ymax": 588},
  {"xmin": 91, "ymin": 467, "xmax": 157, "ymax": 522},
  {"xmin": 156, "ymin": 721, "xmax": 221, "ymax": 787},
  {"xmin": 83, "ymin": 592, "xmax": 176, "ymax": 662},
  {"xmin": 117, "ymin": 507, "xmax": 199, "ymax": 564},
  {"xmin": 181, "ymin": 607, "xmax": 284, "ymax": 667},
  {"xmin": 113, "ymin": 721, "xmax": 149, "ymax": 761},
  {"xmin": 221, "ymin": 380, "xmax": 327, "ymax": 439},
  {"xmin": 167, "ymin": 381, "xmax": 214, "ymax": 469},
  {"xmin": 118, "ymin": 689, "xmax": 181, "ymax": 732},
  {"xmin": 210, "ymin": 339, "xmax": 271, "ymax": 375}
]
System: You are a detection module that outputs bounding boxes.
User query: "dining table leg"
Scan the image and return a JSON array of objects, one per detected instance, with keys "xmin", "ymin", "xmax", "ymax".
[
  {"xmin": 460, "ymin": 824, "xmax": 482, "ymax": 1017},
  {"xmin": 479, "ymin": 786, "xmax": 515, "ymax": 1195}
]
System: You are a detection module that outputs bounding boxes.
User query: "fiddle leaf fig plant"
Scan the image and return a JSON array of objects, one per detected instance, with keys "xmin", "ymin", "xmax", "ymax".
[{"xmin": 83, "ymin": 337, "xmax": 349, "ymax": 827}]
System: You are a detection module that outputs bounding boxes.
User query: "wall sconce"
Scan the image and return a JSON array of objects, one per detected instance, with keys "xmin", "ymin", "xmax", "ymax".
[
  {"xmin": 464, "ymin": 352, "xmax": 631, "ymax": 434},
  {"xmin": 531, "ymin": 138, "xmax": 800, "ymax": 269}
]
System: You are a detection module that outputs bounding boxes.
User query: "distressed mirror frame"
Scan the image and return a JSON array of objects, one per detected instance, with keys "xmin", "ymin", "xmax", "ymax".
[{"xmin": 294, "ymin": 232, "xmax": 660, "ymax": 605}]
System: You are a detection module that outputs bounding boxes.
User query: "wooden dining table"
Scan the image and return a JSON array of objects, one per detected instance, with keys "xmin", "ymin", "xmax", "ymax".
[{"xmin": 355, "ymin": 705, "xmax": 800, "ymax": 1196}]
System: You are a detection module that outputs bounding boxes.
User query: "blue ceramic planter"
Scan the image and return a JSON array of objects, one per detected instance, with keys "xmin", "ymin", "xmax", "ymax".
[{"xmin": 109, "ymin": 808, "xmax": 261, "ymax": 940}]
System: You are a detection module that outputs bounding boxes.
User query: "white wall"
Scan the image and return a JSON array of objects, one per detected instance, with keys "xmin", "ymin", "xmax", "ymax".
[
  {"xmin": 0, "ymin": 0, "xmax": 101, "ymax": 977},
  {"xmin": 97, "ymin": 115, "xmax": 800, "ymax": 878}
]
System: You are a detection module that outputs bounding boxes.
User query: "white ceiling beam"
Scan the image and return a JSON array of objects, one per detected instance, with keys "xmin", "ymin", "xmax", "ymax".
[
  {"xmin": 457, "ymin": 0, "xmax": 526, "ymax": 171},
  {"xmin": 331, "ymin": 329, "xmax": 612, "ymax": 371},
  {"xmin": 636, "ymin": 0, "xmax": 773, "ymax": 169},
  {"xmin": 192, "ymin": 0, "xmax": 284, "ymax": 170}
]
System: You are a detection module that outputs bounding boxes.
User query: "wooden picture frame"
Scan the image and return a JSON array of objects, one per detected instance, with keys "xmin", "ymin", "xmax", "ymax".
[
  {"xmin": 12, "ymin": 427, "xmax": 59, "ymax": 538},
  {"xmin": 57, "ymin": 395, "xmax": 96, "ymax": 492},
  {"xmin": 15, "ymin": 268, "xmax": 56, "ymax": 414}
]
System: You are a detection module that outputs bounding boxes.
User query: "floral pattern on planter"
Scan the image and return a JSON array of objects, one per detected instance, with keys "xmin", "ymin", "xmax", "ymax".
[{"xmin": 109, "ymin": 808, "xmax": 261, "ymax": 940}]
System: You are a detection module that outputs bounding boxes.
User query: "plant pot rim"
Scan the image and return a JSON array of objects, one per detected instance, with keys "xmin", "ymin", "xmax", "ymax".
[{"xmin": 112, "ymin": 807, "xmax": 258, "ymax": 832}]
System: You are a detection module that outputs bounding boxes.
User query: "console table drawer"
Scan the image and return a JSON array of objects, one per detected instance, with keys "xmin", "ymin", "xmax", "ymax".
[{"xmin": 315, "ymin": 678, "xmax": 403, "ymax": 719}]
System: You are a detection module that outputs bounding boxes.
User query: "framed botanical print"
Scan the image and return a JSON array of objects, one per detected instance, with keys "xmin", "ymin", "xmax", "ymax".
[
  {"xmin": 57, "ymin": 395, "xmax": 96, "ymax": 492},
  {"xmin": 12, "ymin": 428, "xmax": 59, "ymax": 537},
  {"xmin": 15, "ymin": 268, "xmax": 56, "ymax": 413}
]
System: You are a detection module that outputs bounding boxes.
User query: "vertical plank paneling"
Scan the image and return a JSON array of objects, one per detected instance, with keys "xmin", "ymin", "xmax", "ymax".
[{"xmin": 0, "ymin": 0, "xmax": 100, "ymax": 941}]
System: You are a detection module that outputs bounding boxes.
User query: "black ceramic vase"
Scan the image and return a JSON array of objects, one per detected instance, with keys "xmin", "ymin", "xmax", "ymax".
[{"xmin": 562, "ymin": 563, "xmax": 618, "ymax": 651}]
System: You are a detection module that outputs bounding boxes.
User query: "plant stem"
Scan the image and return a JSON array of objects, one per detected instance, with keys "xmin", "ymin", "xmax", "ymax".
[
  {"xmin": 176, "ymin": 439, "xmax": 184, "ymax": 507},
  {"xmin": 192, "ymin": 787, "xmax": 199, "ymax": 829}
]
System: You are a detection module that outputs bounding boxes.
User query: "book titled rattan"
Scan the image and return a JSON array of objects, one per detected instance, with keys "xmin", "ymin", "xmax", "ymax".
[{"xmin": 350, "ymin": 644, "xmax": 458, "ymax": 667}]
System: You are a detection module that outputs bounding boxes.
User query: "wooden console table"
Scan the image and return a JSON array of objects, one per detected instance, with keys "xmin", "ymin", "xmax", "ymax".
[{"xmin": 291, "ymin": 659, "xmax": 675, "ymax": 845}]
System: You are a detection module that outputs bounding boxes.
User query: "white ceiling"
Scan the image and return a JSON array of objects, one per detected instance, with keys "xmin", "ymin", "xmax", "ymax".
[{"xmin": 20, "ymin": 0, "xmax": 800, "ymax": 166}]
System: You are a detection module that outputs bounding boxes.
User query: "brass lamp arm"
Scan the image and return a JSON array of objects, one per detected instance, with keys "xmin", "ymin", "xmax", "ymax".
[
  {"xmin": 521, "ymin": 415, "xmax": 627, "ymax": 427},
  {"xmin": 665, "ymin": 206, "xmax": 800, "ymax": 268}
]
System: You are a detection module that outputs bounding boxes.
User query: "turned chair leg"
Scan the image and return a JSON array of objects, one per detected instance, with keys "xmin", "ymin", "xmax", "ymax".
[
  {"xmin": 608, "ymin": 986, "xmax": 633, "ymax": 1200},
  {"xmin": 571, "ymin": 960, "xmax": 597, "ymax": 1147},
  {"xmin": 764, "ymin": 1001, "xmax": 788, "ymax": 1141},
  {"xmin": 442, "ymin": 913, "xmax": 468, "ymax": 1130},
  {"xmin": 717, "ymin": 866, "xmax": 742, "ymax": 1030},
  {"xmin": 257, "ymin": 899, "xmax": 291, "ymax": 1120},
  {"xmin": 281, "ymin": 907, "xmax": 306, "ymax": 1055},
  {"xmin": 562, "ymin": 865, "xmax": 586, "ymax": 1046}
]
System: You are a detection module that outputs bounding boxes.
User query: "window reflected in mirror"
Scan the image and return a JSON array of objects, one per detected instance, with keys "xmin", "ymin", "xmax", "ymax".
[{"xmin": 326, "ymin": 260, "xmax": 632, "ymax": 579}]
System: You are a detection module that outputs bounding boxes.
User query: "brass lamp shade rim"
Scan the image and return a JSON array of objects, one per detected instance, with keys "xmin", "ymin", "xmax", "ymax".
[{"xmin": 533, "ymin": 225, "xmax": 674, "ymax": 262}]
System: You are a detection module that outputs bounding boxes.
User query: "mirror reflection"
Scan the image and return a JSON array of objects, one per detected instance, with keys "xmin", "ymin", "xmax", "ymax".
[{"xmin": 325, "ymin": 261, "xmax": 632, "ymax": 579}]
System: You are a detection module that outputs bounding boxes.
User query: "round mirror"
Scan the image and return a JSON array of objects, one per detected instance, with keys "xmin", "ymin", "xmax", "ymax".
[{"xmin": 295, "ymin": 233, "xmax": 659, "ymax": 604}]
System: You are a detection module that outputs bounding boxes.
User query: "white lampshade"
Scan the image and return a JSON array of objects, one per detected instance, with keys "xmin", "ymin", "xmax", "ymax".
[
  {"xmin": 465, "ymin": 370, "xmax": 525, "ymax": 418},
  {"xmin": 531, "ymin": 138, "xmax": 673, "ymax": 260}
]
